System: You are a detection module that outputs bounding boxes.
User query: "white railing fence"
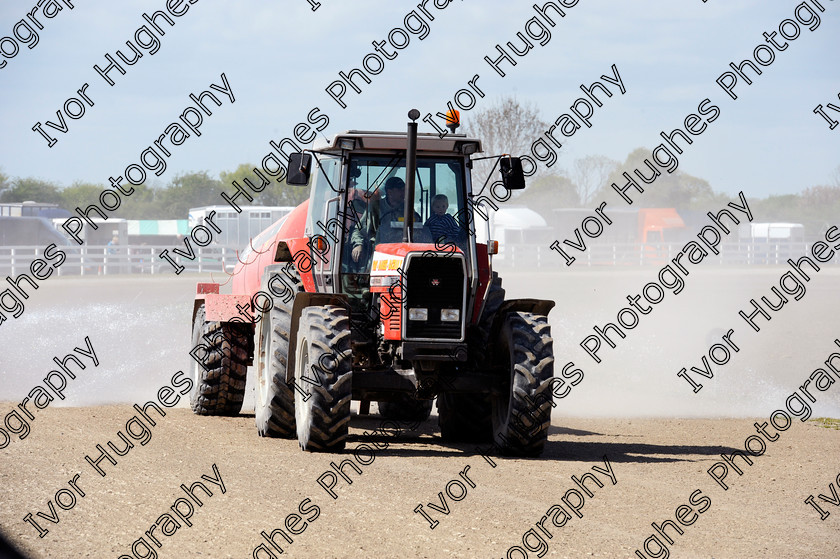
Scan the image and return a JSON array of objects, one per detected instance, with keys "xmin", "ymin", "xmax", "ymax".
[
  {"xmin": 1, "ymin": 242, "xmax": 837, "ymax": 276},
  {"xmin": 0, "ymin": 245, "xmax": 242, "ymax": 276},
  {"xmin": 494, "ymin": 241, "xmax": 840, "ymax": 269}
]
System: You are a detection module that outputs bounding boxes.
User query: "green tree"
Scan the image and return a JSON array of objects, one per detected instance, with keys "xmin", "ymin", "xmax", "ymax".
[
  {"xmin": 60, "ymin": 181, "xmax": 164, "ymax": 219},
  {"xmin": 800, "ymin": 184, "xmax": 840, "ymax": 209},
  {"xmin": 798, "ymin": 185, "xmax": 840, "ymax": 232},
  {"xmin": 510, "ymin": 174, "xmax": 580, "ymax": 219},
  {"xmin": 219, "ymin": 164, "xmax": 308, "ymax": 207},
  {"xmin": 597, "ymin": 147, "xmax": 717, "ymax": 209},
  {"xmin": 0, "ymin": 177, "xmax": 63, "ymax": 203},
  {"xmin": 60, "ymin": 182, "xmax": 104, "ymax": 211},
  {"xmin": 157, "ymin": 171, "xmax": 224, "ymax": 218},
  {"xmin": 747, "ymin": 194, "xmax": 800, "ymax": 221},
  {"xmin": 122, "ymin": 183, "xmax": 164, "ymax": 219}
]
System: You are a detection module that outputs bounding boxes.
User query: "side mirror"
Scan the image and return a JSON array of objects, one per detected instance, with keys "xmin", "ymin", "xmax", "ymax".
[
  {"xmin": 499, "ymin": 157, "xmax": 526, "ymax": 190},
  {"xmin": 286, "ymin": 153, "xmax": 312, "ymax": 186}
]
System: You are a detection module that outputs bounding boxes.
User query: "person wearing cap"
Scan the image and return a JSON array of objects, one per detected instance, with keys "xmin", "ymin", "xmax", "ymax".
[{"xmin": 350, "ymin": 176, "xmax": 420, "ymax": 262}]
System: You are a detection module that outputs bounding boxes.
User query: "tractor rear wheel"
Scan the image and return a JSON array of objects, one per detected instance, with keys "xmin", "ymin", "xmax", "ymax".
[
  {"xmin": 255, "ymin": 271, "xmax": 297, "ymax": 438},
  {"xmin": 294, "ymin": 305, "xmax": 353, "ymax": 451},
  {"xmin": 491, "ymin": 311, "xmax": 554, "ymax": 457},
  {"xmin": 189, "ymin": 303, "xmax": 249, "ymax": 416}
]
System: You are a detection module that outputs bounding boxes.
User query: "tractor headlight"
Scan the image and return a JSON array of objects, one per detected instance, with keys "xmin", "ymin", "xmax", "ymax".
[
  {"xmin": 409, "ymin": 308, "xmax": 428, "ymax": 321},
  {"xmin": 441, "ymin": 309, "xmax": 460, "ymax": 322}
]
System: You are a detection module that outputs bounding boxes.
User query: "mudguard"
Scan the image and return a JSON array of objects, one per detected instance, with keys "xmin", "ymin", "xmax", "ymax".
[
  {"xmin": 193, "ymin": 283, "xmax": 253, "ymax": 324},
  {"xmin": 488, "ymin": 298, "xmax": 556, "ymax": 349}
]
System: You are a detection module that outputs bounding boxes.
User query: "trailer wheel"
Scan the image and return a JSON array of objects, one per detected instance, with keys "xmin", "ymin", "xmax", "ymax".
[
  {"xmin": 378, "ymin": 396, "xmax": 433, "ymax": 422},
  {"xmin": 189, "ymin": 303, "xmax": 248, "ymax": 416},
  {"xmin": 492, "ymin": 312, "xmax": 554, "ymax": 457},
  {"xmin": 437, "ymin": 392, "xmax": 492, "ymax": 442},
  {"xmin": 255, "ymin": 272, "xmax": 297, "ymax": 437},
  {"xmin": 294, "ymin": 305, "xmax": 353, "ymax": 451}
]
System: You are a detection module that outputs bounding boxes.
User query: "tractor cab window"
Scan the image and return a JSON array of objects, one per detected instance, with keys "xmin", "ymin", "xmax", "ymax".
[
  {"xmin": 305, "ymin": 154, "xmax": 342, "ymax": 280},
  {"xmin": 420, "ymin": 161, "xmax": 469, "ymax": 248},
  {"xmin": 306, "ymin": 154, "xmax": 342, "ymax": 238}
]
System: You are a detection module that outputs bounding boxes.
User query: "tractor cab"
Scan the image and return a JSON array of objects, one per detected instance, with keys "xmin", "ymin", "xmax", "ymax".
[{"xmin": 290, "ymin": 128, "xmax": 491, "ymax": 353}]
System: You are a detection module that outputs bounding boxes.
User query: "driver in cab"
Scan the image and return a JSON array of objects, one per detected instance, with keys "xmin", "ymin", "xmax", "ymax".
[{"xmin": 350, "ymin": 176, "xmax": 422, "ymax": 263}]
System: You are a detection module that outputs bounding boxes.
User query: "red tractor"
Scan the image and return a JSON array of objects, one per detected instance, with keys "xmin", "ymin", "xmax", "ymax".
[{"xmin": 189, "ymin": 110, "xmax": 555, "ymax": 456}]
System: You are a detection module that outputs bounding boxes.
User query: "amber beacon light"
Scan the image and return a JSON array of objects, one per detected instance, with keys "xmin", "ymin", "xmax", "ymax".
[{"xmin": 445, "ymin": 109, "xmax": 460, "ymax": 133}]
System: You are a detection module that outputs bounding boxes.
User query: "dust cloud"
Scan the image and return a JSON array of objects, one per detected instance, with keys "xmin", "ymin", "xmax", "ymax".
[{"xmin": 1, "ymin": 268, "xmax": 838, "ymax": 419}]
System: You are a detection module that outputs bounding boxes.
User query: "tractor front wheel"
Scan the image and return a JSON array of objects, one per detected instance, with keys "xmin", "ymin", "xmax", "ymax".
[
  {"xmin": 491, "ymin": 311, "xmax": 554, "ymax": 456},
  {"xmin": 255, "ymin": 271, "xmax": 297, "ymax": 437},
  {"xmin": 294, "ymin": 305, "xmax": 353, "ymax": 451}
]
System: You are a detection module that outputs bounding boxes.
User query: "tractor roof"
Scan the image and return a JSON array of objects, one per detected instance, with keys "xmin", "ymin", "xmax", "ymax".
[{"xmin": 313, "ymin": 130, "xmax": 483, "ymax": 155}]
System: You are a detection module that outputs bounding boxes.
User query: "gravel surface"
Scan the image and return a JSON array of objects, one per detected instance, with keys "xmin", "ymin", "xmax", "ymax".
[
  {"xmin": 1, "ymin": 269, "xmax": 838, "ymax": 558},
  {"xmin": 1, "ymin": 408, "xmax": 839, "ymax": 558}
]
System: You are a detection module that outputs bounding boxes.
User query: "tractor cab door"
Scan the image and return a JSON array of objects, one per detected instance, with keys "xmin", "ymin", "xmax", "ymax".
[{"xmin": 305, "ymin": 154, "xmax": 342, "ymax": 293}]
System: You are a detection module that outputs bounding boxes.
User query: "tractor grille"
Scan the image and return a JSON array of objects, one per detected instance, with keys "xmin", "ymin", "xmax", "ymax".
[{"xmin": 405, "ymin": 255, "xmax": 465, "ymax": 340}]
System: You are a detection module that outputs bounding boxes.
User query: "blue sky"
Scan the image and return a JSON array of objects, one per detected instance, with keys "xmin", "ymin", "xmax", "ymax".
[{"xmin": 0, "ymin": 0, "xmax": 838, "ymax": 201}]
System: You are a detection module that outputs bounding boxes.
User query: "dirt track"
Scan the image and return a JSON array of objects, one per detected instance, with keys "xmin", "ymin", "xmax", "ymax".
[
  {"xmin": 1, "ymin": 270, "xmax": 839, "ymax": 558},
  {"xmin": 2, "ymin": 407, "xmax": 839, "ymax": 558}
]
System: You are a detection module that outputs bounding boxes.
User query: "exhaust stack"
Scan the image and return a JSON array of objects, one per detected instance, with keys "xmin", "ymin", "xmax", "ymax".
[{"xmin": 403, "ymin": 108, "xmax": 420, "ymax": 243}]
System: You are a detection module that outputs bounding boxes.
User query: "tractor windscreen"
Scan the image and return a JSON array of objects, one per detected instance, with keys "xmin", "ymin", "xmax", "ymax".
[
  {"xmin": 344, "ymin": 155, "xmax": 468, "ymax": 261},
  {"xmin": 340, "ymin": 155, "xmax": 470, "ymax": 303}
]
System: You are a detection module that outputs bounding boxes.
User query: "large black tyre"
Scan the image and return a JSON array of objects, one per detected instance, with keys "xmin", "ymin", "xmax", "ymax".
[
  {"xmin": 378, "ymin": 395, "xmax": 433, "ymax": 422},
  {"xmin": 294, "ymin": 305, "xmax": 353, "ymax": 451},
  {"xmin": 492, "ymin": 311, "xmax": 554, "ymax": 457},
  {"xmin": 189, "ymin": 303, "xmax": 249, "ymax": 416},
  {"xmin": 437, "ymin": 393, "xmax": 492, "ymax": 442},
  {"xmin": 255, "ymin": 270, "xmax": 297, "ymax": 438}
]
